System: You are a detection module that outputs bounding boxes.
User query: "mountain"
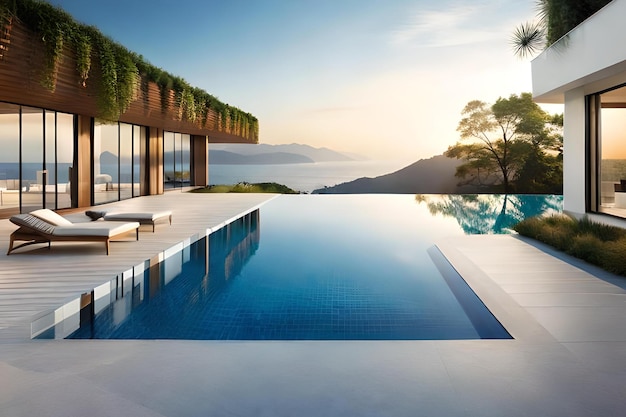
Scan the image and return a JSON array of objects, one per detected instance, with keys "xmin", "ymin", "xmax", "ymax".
[
  {"xmin": 313, "ymin": 155, "xmax": 478, "ymax": 194},
  {"xmin": 209, "ymin": 150, "xmax": 314, "ymax": 165},
  {"xmin": 209, "ymin": 143, "xmax": 359, "ymax": 162},
  {"xmin": 99, "ymin": 151, "xmax": 118, "ymax": 165}
]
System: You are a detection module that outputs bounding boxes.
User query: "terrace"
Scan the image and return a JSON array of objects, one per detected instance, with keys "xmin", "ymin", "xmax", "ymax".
[{"xmin": 0, "ymin": 192, "xmax": 625, "ymax": 416}]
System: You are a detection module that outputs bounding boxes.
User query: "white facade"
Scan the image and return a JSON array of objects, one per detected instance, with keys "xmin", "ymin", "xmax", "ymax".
[
  {"xmin": 532, "ymin": 0, "xmax": 626, "ymax": 220},
  {"xmin": 532, "ymin": 0, "xmax": 626, "ymax": 104}
]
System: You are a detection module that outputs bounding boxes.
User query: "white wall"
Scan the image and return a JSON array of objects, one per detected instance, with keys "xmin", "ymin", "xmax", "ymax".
[
  {"xmin": 532, "ymin": 0, "xmax": 626, "ymax": 218},
  {"xmin": 562, "ymin": 89, "xmax": 587, "ymax": 216},
  {"xmin": 532, "ymin": 0, "xmax": 626, "ymax": 103}
]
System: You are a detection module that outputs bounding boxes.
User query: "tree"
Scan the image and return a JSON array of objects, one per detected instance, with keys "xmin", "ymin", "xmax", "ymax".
[
  {"xmin": 515, "ymin": 113, "xmax": 563, "ymax": 193},
  {"xmin": 415, "ymin": 194, "xmax": 563, "ymax": 234},
  {"xmin": 444, "ymin": 93, "xmax": 562, "ymax": 194},
  {"xmin": 511, "ymin": 0, "xmax": 612, "ymax": 58}
]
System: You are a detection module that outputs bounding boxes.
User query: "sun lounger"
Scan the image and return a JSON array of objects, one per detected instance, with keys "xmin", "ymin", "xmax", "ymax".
[
  {"xmin": 7, "ymin": 210, "xmax": 139, "ymax": 255},
  {"xmin": 86, "ymin": 210, "xmax": 172, "ymax": 232}
]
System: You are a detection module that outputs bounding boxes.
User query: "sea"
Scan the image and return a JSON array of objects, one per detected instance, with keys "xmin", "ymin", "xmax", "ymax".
[{"xmin": 208, "ymin": 160, "xmax": 409, "ymax": 193}]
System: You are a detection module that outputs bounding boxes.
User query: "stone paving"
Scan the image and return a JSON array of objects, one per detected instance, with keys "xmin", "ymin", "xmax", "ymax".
[{"xmin": 0, "ymin": 194, "xmax": 625, "ymax": 416}]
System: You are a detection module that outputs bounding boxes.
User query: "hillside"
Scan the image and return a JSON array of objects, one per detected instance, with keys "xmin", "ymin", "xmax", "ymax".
[
  {"xmin": 313, "ymin": 155, "xmax": 475, "ymax": 194},
  {"xmin": 209, "ymin": 143, "xmax": 358, "ymax": 162}
]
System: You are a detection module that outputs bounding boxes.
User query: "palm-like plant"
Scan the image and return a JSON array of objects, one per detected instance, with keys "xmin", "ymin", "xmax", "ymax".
[
  {"xmin": 512, "ymin": 0, "xmax": 612, "ymax": 58},
  {"xmin": 511, "ymin": 21, "xmax": 545, "ymax": 58}
]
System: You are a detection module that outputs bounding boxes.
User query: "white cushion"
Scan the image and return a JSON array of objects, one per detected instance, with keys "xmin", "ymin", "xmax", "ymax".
[
  {"xmin": 30, "ymin": 209, "xmax": 73, "ymax": 227},
  {"xmin": 104, "ymin": 211, "xmax": 171, "ymax": 222},
  {"xmin": 52, "ymin": 222, "xmax": 139, "ymax": 237}
]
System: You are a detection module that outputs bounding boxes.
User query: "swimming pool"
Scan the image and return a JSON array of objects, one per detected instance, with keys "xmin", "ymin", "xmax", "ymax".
[{"xmin": 39, "ymin": 194, "xmax": 562, "ymax": 340}]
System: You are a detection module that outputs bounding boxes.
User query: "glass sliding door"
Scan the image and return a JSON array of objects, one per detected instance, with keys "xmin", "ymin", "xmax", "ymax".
[
  {"xmin": 180, "ymin": 134, "xmax": 191, "ymax": 187},
  {"xmin": 94, "ymin": 120, "xmax": 145, "ymax": 205},
  {"xmin": 93, "ymin": 121, "xmax": 119, "ymax": 205},
  {"xmin": 21, "ymin": 107, "xmax": 44, "ymax": 212},
  {"xmin": 44, "ymin": 111, "xmax": 56, "ymax": 209},
  {"xmin": 56, "ymin": 113, "xmax": 74, "ymax": 209},
  {"xmin": 0, "ymin": 102, "xmax": 74, "ymax": 216},
  {"xmin": 590, "ymin": 85, "xmax": 626, "ymax": 217},
  {"xmin": 0, "ymin": 103, "xmax": 20, "ymax": 214},
  {"xmin": 164, "ymin": 131, "xmax": 175, "ymax": 189},
  {"xmin": 163, "ymin": 131, "xmax": 191, "ymax": 189},
  {"xmin": 43, "ymin": 111, "xmax": 75, "ymax": 210},
  {"xmin": 132, "ymin": 125, "xmax": 143, "ymax": 197},
  {"xmin": 119, "ymin": 123, "xmax": 133, "ymax": 201}
]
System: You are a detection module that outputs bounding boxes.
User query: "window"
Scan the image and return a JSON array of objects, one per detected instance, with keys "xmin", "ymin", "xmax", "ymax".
[
  {"xmin": 0, "ymin": 102, "xmax": 75, "ymax": 216},
  {"xmin": 119, "ymin": 123, "xmax": 133, "ymax": 201},
  {"xmin": 21, "ymin": 107, "xmax": 44, "ymax": 212},
  {"xmin": 56, "ymin": 113, "xmax": 74, "ymax": 209},
  {"xmin": 589, "ymin": 85, "xmax": 626, "ymax": 217},
  {"xmin": 93, "ymin": 121, "xmax": 118, "ymax": 205},
  {"xmin": 45, "ymin": 111, "xmax": 74, "ymax": 210},
  {"xmin": 94, "ymin": 120, "xmax": 145, "ymax": 204},
  {"xmin": 0, "ymin": 103, "xmax": 20, "ymax": 214},
  {"xmin": 163, "ymin": 131, "xmax": 190, "ymax": 189},
  {"xmin": 133, "ymin": 125, "xmax": 143, "ymax": 197}
]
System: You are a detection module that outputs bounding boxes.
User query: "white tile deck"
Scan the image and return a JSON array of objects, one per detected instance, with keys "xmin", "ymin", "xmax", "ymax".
[
  {"xmin": 1, "ymin": 196, "xmax": 625, "ymax": 416},
  {"xmin": 0, "ymin": 191, "xmax": 277, "ymax": 340}
]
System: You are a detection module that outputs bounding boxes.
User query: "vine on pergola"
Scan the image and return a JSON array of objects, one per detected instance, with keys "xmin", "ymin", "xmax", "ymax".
[{"xmin": 0, "ymin": 0, "xmax": 258, "ymax": 138}]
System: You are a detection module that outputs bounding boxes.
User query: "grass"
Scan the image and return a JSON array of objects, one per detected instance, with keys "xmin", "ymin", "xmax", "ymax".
[
  {"xmin": 190, "ymin": 182, "xmax": 300, "ymax": 194},
  {"xmin": 514, "ymin": 214, "xmax": 626, "ymax": 276}
]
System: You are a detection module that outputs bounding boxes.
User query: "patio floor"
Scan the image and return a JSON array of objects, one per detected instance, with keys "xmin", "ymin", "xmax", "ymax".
[
  {"xmin": 0, "ymin": 193, "xmax": 625, "ymax": 416},
  {"xmin": 0, "ymin": 191, "xmax": 277, "ymax": 341}
]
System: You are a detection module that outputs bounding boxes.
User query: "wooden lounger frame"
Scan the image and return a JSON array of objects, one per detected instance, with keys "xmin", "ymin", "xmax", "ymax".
[{"xmin": 7, "ymin": 226, "xmax": 139, "ymax": 255}]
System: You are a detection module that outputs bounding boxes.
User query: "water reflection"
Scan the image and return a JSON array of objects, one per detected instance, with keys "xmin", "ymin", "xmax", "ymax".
[
  {"xmin": 415, "ymin": 194, "xmax": 563, "ymax": 234},
  {"xmin": 34, "ymin": 195, "xmax": 523, "ymax": 340},
  {"xmin": 62, "ymin": 211, "xmax": 259, "ymax": 339}
]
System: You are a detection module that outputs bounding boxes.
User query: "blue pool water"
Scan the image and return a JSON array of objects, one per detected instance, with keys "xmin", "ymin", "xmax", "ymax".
[{"xmin": 50, "ymin": 194, "xmax": 561, "ymax": 340}]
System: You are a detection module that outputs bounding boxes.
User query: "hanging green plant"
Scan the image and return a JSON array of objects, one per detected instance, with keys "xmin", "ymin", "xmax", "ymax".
[
  {"xmin": 0, "ymin": 5, "xmax": 12, "ymax": 59},
  {"xmin": 177, "ymin": 87, "xmax": 196, "ymax": 122},
  {"xmin": 113, "ymin": 44, "xmax": 139, "ymax": 115},
  {"xmin": 94, "ymin": 36, "xmax": 118, "ymax": 120},
  {"xmin": 198, "ymin": 99, "xmax": 209, "ymax": 127},
  {"xmin": 41, "ymin": 27, "xmax": 63, "ymax": 90},
  {"xmin": 156, "ymin": 72, "xmax": 174, "ymax": 113},
  {"xmin": 15, "ymin": 0, "xmax": 73, "ymax": 91},
  {"xmin": 73, "ymin": 32, "xmax": 91, "ymax": 87},
  {"xmin": 0, "ymin": 0, "xmax": 14, "ymax": 34},
  {"xmin": 222, "ymin": 107, "xmax": 230, "ymax": 130},
  {"xmin": 1, "ymin": 0, "xmax": 258, "ymax": 141}
]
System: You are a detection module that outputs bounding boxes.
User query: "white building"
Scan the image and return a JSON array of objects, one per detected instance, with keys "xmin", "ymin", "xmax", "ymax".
[{"xmin": 532, "ymin": 0, "xmax": 626, "ymax": 222}]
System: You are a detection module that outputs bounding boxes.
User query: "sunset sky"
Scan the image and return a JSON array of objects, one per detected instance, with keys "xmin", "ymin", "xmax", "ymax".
[{"xmin": 49, "ymin": 0, "xmax": 556, "ymax": 162}]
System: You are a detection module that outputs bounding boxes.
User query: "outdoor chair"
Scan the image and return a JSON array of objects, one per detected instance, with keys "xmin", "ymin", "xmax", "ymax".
[
  {"xmin": 86, "ymin": 210, "xmax": 172, "ymax": 232},
  {"xmin": 7, "ymin": 209, "xmax": 139, "ymax": 255}
]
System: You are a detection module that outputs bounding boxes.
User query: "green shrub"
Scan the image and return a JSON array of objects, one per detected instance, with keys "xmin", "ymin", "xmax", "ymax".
[
  {"xmin": 600, "ymin": 238, "xmax": 626, "ymax": 275},
  {"xmin": 538, "ymin": 224, "xmax": 575, "ymax": 251},
  {"xmin": 514, "ymin": 214, "xmax": 626, "ymax": 277},
  {"xmin": 514, "ymin": 215, "xmax": 576, "ymax": 251},
  {"xmin": 577, "ymin": 216, "xmax": 626, "ymax": 242},
  {"xmin": 567, "ymin": 234, "xmax": 604, "ymax": 265},
  {"xmin": 513, "ymin": 217, "xmax": 542, "ymax": 236}
]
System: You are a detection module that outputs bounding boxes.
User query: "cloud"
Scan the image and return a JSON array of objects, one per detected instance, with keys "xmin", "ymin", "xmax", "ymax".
[
  {"xmin": 303, "ymin": 106, "xmax": 361, "ymax": 115},
  {"xmin": 390, "ymin": 3, "xmax": 509, "ymax": 48}
]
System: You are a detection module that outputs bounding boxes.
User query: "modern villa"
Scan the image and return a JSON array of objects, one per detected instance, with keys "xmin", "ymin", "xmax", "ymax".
[
  {"xmin": 0, "ymin": 1, "xmax": 257, "ymax": 219},
  {"xmin": 532, "ymin": 0, "xmax": 626, "ymax": 222},
  {"xmin": 0, "ymin": 2, "xmax": 625, "ymax": 416}
]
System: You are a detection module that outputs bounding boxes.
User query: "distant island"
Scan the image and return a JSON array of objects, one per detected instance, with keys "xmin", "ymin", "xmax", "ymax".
[
  {"xmin": 209, "ymin": 150, "xmax": 314, "ymax": 165},
  {"xmin": 208, "ymin": 144, "xmax": 490, "ymax": 194},
  {"xmin": 313, "ymin": 155, "xmax": 482, "ymax": 194},
  {"xmin": 209, "ymin": 143, "xmax": 361, "ymax": 164}
]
